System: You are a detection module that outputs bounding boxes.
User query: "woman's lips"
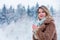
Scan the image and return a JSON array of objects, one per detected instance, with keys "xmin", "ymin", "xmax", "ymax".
[{"xmin": 40, "ymin": 15, "xmax": 43, "ymax": 17}]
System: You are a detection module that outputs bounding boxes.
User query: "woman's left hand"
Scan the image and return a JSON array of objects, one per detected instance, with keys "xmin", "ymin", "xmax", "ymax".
[{"xmin": 32, "ymin": 24, "xmax": 38, "ymax": 31}]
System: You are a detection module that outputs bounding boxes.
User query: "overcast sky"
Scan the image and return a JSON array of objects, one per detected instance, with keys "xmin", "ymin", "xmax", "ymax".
[{"xmin": 0, "ymin": 0, "xmax": 60, "ymax": 10}]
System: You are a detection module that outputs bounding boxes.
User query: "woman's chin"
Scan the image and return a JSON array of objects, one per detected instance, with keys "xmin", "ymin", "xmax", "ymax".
[{"xmin": 39, "ymin": 17, "xmax": 43, "ymax": 19}]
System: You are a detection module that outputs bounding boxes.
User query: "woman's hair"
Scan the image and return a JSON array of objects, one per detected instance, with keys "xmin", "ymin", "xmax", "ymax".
[{"xmin": 37, "ymin": 5, "xmax": 52, "ymax": 18}]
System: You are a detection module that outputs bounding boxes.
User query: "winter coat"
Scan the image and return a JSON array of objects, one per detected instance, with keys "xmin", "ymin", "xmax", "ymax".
[{"xmin": 33, "ymin": 17, "xmax": 57, "ymax": 40}]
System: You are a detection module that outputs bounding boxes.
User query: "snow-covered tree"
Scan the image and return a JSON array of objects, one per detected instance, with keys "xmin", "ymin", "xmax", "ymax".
[{"xmin": 50, "ymin": 6, "xmax": 55, "ymax": 16}]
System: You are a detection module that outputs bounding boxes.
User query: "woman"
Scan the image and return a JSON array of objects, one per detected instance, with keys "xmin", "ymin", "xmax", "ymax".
[{"xmin": 32, "ymin": 5, "xmax": 57, "ymax": 40}]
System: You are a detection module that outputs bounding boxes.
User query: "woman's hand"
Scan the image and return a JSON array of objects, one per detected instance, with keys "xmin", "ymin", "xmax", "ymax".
[{"xmin": 32, "ymin": 24, "xmax": 38, "ymax": 31}]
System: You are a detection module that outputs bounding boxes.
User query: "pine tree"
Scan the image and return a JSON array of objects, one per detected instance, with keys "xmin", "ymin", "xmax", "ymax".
[
  {"xmin": 27, "ymin": 5, "xmax": 31, "ymax": 16},
  {"xmin": 50, "ymin": 6, "xmax": 54, "ymax": 16},
  {"xmin": 2, "ymin": 4, "xmax": 7, "ymax": 14}
]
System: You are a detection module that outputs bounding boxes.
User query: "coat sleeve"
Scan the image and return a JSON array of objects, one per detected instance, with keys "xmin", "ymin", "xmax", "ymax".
[
  {"xmin": 52, "ymin": 32, "xmax": 57, "ymax": 40},
  {"xmin": 36, "ymin": 21, "xmax": 56, "ymax": 40}
]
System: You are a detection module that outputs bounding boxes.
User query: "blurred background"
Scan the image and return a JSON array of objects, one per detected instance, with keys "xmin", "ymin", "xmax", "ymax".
[{"xmin": 0, "ymin": 0, "xmax": 60, "ymax": 40}]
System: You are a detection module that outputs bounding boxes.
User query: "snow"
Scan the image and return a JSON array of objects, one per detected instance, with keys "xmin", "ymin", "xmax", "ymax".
[
  {"xmin": 0, "ymin": 12, "xmax": 60, "ymax": 40},
  {"xmin": 54, "ymin": 16, "xmax": 60, "ymax": 40},
  {"xmin": 0, "ymin": 14, "xmax": 33, "ymax": 40}
]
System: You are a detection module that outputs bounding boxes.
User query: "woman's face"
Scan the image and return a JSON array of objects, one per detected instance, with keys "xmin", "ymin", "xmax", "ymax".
[{"xmin": 38, "ymin": 8, "xmax": 46, "ymax": 20}]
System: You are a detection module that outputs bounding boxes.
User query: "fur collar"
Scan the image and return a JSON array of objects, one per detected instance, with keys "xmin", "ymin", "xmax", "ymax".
[{"xmin": 44, "ymin": 17, "xmax": 54, "ymax": 24}]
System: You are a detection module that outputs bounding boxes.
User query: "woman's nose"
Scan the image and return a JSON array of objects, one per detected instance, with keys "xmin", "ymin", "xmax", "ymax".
[{"xmin": 39, "ymin": 13, "xmax": 42, "ymax": 15}]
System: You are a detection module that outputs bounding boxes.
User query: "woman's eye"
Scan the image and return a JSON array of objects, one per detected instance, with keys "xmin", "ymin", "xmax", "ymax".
[
  {"xmin": 38, "ymin": 12, "xmax": 40, "ymax": 13},
  {"xmin": 42, "ymin": 11, "xmax": 45, "ymax": 13}
]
